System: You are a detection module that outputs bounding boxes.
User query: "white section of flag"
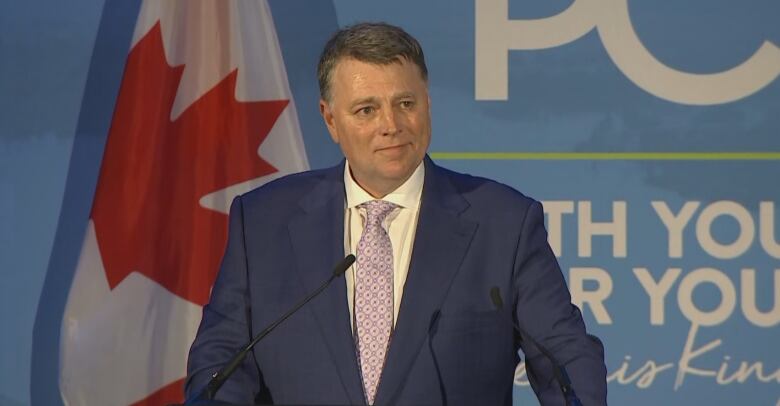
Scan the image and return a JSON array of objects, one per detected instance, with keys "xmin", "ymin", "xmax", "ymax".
[{"xmin": 60, "ymin": 222, "xmax": 202, "ymax": 405}]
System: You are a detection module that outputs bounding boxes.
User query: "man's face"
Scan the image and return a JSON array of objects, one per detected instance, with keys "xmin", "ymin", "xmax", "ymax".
[{"xmin": 320, "ymin": 57, "xmax": 431, "ymax": 197}]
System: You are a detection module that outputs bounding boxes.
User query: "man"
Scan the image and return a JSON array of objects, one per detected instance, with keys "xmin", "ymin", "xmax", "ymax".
[{"xmin": 186, "ymin": 22, "xmax": 607, "ymax": 405}]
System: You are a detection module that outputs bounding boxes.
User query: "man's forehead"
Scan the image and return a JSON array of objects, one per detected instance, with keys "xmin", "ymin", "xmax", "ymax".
[{"xmin": 330, "ymin": 58, "xmax": 426, "ymax": 100}]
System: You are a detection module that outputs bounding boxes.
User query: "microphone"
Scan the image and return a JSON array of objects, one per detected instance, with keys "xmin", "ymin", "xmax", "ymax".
[
  {"xmin": 489, "ymin": 287, "xmax": 583, "ymax": 406},
  {"xmin": 187, "ymin": 254, "xmax": 356, "ymax": 404}
]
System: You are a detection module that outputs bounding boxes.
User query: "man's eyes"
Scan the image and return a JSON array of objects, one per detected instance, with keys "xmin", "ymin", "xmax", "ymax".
[
  {"xmin": 354, "ymin": 100, "xmax": 414, "ymax": 116},
  {"xmin": 355, "ymin": 106, "xmax": 375, "ymax": 115}
]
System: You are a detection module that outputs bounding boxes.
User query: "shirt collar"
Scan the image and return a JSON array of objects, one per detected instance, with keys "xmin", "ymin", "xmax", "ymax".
[{"xmin": 344, "ymin": 160, "xmax": 425, "ymax": 210}]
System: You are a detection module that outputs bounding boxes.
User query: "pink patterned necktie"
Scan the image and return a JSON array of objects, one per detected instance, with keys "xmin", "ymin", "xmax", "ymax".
[{"xmin": 355, "ymin": 199, "xmax": 397, "ymax": 405}]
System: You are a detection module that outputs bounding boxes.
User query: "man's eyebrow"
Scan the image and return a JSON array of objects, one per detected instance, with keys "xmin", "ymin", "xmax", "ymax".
[
  {"xmin": 349, "ymin": 97, "xmax": 378, "ymax": 109},
  {"xmin": 393, "ymin": 91, "xmax": 416, "ymax": 101},
  {"xmin": 348, "ymin": 92, "xmax": 417, "ymax": 109}
]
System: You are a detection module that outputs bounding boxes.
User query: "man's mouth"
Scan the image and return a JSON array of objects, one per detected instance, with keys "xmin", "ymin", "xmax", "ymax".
[{"xmin": 377, "ymin": 143, "xmax": 409, "ymax": 152}]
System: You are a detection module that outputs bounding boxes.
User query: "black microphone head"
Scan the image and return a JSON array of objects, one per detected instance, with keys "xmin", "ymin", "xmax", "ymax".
[
  {"xmin": 489, "ymin": 287, "xmax": 503, "ymax": 310},
  {"xmin": 333, "ymin": 254, "xmax": 356, "ymax": 277}
]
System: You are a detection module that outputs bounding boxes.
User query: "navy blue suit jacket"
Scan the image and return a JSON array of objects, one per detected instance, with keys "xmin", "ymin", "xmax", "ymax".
[{"xmin": 186, "ymin": 158, "xmax": 607, "ymax": 405}]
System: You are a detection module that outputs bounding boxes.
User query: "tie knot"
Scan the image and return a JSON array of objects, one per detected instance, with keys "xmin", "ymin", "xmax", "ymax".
[{"xmin": 359, "ymin": 200, "xmax": 397, "ymax": 224}]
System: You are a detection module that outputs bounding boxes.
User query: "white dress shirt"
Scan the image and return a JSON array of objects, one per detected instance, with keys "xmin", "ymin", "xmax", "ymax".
[{"xmin": 343, "ymin": 160, "xmax": 425, "ymax": 329}]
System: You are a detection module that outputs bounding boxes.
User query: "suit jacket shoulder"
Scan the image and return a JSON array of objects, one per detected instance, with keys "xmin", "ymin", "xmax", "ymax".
[
  {"xmin": 239, "ymin": 162, "xmax": 344, "ymax": 214},
  {"xmin": 430, "ymin": 162, "xmax": 539, "ymax": 233}
]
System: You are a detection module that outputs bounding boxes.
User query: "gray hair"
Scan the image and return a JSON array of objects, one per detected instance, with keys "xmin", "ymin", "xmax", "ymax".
[{"xmin": 317, "ymin": 22, "xmax": 428, "ymax": 102}]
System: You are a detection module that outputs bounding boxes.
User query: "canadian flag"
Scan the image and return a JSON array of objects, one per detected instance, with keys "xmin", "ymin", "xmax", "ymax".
[{"xmin": 59, "ymin": 1, "xmax": 308, "ymax": 404}]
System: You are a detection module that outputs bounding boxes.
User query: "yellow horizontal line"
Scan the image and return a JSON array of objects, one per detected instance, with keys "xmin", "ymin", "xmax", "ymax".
[{"xmin": 429, "ymin": 152, "xmax": 780, "ymax": 161}]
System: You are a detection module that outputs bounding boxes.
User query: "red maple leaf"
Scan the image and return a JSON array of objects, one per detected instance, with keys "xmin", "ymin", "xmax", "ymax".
[{"xmin": 92, "ymin": 22, "xmax": 288, "ymax": 306}]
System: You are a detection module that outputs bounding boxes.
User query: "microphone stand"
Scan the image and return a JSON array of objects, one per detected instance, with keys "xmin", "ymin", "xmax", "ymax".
[
  {"xmin": 186, "ymin": 254, "xmax": 355, "ymax": 404},
  {"xmin": 490, "ymin": 287, "xmax": 583, "ymax": 406}
]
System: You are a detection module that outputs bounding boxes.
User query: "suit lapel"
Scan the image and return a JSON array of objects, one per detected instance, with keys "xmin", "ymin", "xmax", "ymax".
[
  {"xmin": 374, "ymin": 158, "xmax": 478, "ymax": 405},
  {"xmin": 287, "ymin": 163, "xmax": 364, "ymax": 404}
]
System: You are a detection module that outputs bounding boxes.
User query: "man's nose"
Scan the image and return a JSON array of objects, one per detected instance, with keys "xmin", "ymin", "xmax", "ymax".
[{"xmin": 379, "ymin": 107, "xmax": 399, "ymax": 136}]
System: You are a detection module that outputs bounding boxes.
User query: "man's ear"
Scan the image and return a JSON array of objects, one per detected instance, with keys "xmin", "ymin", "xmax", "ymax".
[{"xmin": 319, "ymin": 99, "xmax": 339, "ymax": 144}]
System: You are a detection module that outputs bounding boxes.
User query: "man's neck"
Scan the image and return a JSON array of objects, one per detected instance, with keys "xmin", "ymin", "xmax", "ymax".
[{"xmin": 344, "ymin": 160, "xmax": 425, "ymax": 206}]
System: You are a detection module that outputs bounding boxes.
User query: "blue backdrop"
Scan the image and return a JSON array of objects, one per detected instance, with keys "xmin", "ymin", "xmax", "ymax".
[{"xmin": 1, "ymin": 0, "xmax": 778, "ymax": 405}]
